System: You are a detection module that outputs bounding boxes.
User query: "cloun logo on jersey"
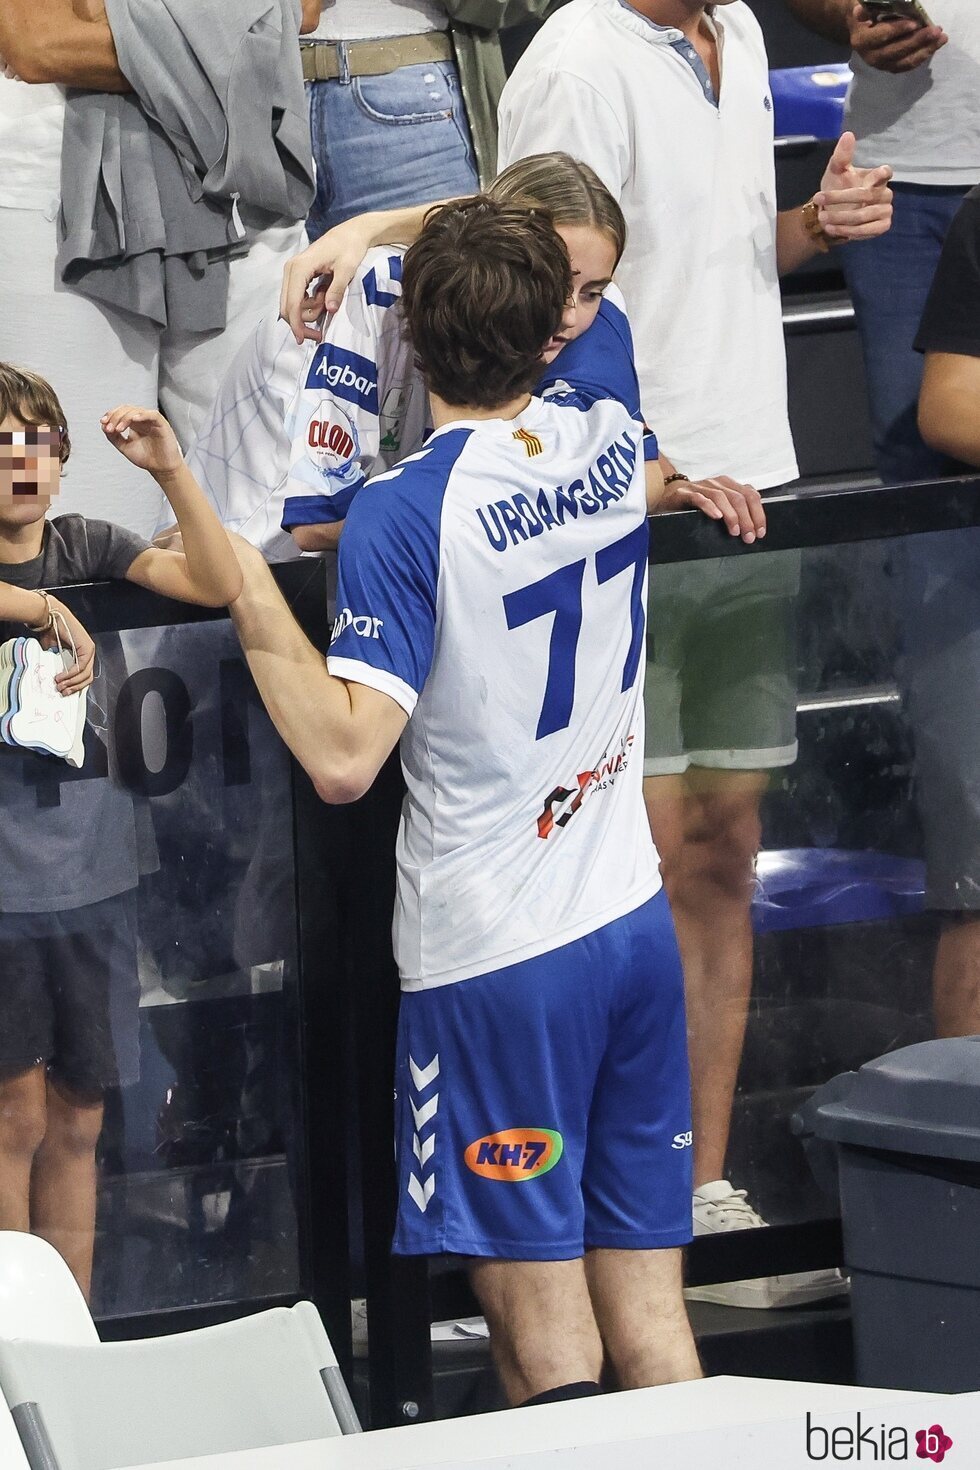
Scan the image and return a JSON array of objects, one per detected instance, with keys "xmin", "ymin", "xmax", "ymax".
[
  {"xmin": 305, "ymin": 402, "xmax": 361, "ymax": 484},
  {"xmin": 307, "ymin": 345, "xmax": 379, "ymax": 414},
  {"xmin": 464, "ymin": 1128, "xmax": 563, "ymax": 1181}
]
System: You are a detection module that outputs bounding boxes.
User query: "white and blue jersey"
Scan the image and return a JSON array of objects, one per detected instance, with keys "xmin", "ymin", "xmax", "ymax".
[
  {"xmin": 180, "ymin": 247, "xmax": 654, "ymax": 558},
  {"xmin": 178, "ymin": 249, "xmax": 428, "ymax": 560},
  {"xmin": 328, "ymin": 380, "xmax": 661, "ymax": 989}
]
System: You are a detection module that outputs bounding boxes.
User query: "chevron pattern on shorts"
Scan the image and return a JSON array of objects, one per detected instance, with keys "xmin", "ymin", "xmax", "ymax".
[{"xmin": 407, "ymin": 1052, "xmax": 439, "ymax": 1213}]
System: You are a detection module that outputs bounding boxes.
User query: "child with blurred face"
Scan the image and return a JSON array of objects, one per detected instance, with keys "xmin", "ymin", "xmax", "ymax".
[{"xmin": 0, "ymin": 362, "xmax": 241, "ymax": 1301}]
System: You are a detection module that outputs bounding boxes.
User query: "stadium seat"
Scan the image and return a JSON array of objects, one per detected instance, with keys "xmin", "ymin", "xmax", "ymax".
[
  {"xmin": 0, "ymin": 1233, "xmax": 98, "ymax": 1346},
  {"xmin": 769, "ymin": 64, "xmax": 850, "ymax": 140},
  {"xmin": 0, "ymin": 1300, "xmax": 360, "ymax": 1470},
  {"xmin": 752, "ymin": 848, "xmax": 926, "ymax": 935},
  {"xmin": 0, "ymin": 1394, "xmax": 29, "ymax": 1470}
]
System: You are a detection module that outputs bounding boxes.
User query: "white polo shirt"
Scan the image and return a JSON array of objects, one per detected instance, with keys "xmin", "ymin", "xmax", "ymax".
[{"xmin": 498, "ymin": 0, "xmax": 798, "ymax": 489}]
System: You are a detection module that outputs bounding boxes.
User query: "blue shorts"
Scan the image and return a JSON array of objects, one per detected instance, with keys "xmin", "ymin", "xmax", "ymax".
[{"xmin": 392, "ymin": 889, "xmax": 693, "ymax": 1260}]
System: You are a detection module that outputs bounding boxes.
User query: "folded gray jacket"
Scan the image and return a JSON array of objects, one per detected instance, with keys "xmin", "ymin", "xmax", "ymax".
[{"xmin": 58, "ymin": 0, "xmax": 314, "ymax": 332}]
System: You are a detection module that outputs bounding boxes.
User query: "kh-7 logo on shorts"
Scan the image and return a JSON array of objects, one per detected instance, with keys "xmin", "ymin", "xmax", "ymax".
[{"xmin": 464, "ymin": 1128, "xmax": 564, "ymax": 1181}]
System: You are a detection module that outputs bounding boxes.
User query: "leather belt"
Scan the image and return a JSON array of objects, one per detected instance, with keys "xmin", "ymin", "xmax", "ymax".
[{"xmin": 301, "ymin": 32, "xmax": 453, "ymax": 83}]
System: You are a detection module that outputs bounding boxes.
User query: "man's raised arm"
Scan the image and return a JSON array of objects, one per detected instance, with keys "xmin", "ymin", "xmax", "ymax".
[{"xmin": 229, "ymin": 539, "xmax": 408, "ymax": 804}]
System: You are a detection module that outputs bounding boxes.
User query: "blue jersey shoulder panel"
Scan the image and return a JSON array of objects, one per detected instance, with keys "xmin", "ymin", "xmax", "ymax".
[
  {"xmin": 536, "ymin": 296, "xmax": 641, "ymax": 419},
  {"xmin": 330, "ymin": 428, "xmax": 474, "ymax": 698}
]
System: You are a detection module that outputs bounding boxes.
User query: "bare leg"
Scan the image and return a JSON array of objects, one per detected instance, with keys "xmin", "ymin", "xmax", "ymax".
[
  {"xmin": 30, "ymin": 1077, "xmax": 104, "ymax": 1301},
  {"xmin": 468, "ymin": 1257, "xmax": 604, "ymax": 1405},
  {"xmin": 645, "ymin": 769, "xmax": 767, "ymax": 1189},
  {"xmin": 0, "ymin": 1065, "xmax": 48, "ymax": 1232},
  {"xmin": 585, "ymin": 1247, "xmax": 702, "ymax": 1389},
  {"xmin": 933, "ymin": 915, "xmax": 980, "ymax": 1037}
]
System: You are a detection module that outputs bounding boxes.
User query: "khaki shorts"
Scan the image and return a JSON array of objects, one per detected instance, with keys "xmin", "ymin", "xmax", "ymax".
[{"xmin": 643, "ymin": 554, "xmax": 800, "ymax": 777}]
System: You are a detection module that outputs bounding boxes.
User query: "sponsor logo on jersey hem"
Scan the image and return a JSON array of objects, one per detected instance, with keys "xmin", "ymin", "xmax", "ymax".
[
  {"xmin": 464, "ymin": 1128, "xmax": 563, "ymax": 1181},
  {"xmin": 537, "ymin": 734, "xmax": 635, "ymax": 838}
]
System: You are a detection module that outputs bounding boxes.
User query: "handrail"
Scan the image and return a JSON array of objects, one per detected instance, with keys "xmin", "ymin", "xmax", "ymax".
[
  {"xmin": 44, "ymin": 476, "xmax": 980, "ymax": 637},
  {"xmin": 651, "ymin": 473, "xmax": 980, "ymax": 565}
]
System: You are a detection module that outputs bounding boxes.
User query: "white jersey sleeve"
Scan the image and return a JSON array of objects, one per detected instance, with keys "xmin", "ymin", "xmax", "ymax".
[
  {"xmin": 179, "ymin": 248, "xmax": 427, "ymax": 560},
  {"xmin": 178, "ymin": 313, "xmax": 305, "ymax": 562},
  {"xmin": 280, "ymin": 248, "xmax": 427, "ymax": 535}
]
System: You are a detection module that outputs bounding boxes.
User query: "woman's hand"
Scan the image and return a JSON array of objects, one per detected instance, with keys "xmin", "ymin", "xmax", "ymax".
[
  {"xmin": 280, "ymin": 217, "xmax": 384, "ymax": 343},
  {"xmin": 100, "ymin": 406, "xmax": 183, "ymax": 478},
  {"xmin": 665, "ymin": 476, "xmax": 767, "ymax": 544}
]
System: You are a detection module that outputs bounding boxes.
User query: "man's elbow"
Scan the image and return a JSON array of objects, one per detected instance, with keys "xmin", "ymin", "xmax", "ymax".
[
  {"xmin": 310, "ymin": 753, "xmax": 377, "ymax": 805},
  {"xmin": 917, "ymin": 393, "xmax": 954, "ymax": 457},
  {"xmin": 5, "ymin": 42, "xmax": 52, "ymax": 84},
  {"xmin": 291, "ymin": 522, "xmax": 342, "ymax": 553},
  {"xmin": 193, "ymin": 575, "xmax": 244, "ymax": 608}
]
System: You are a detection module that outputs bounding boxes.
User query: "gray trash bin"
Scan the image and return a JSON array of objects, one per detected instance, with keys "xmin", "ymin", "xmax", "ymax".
[{"xmin": 803, "ymin": 1036, "xmax": 980, "ymax": 1392}]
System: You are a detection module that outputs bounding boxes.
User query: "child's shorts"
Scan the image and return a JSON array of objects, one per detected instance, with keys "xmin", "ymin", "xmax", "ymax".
[
  {"xmin": 393, "ymin": 888, "xmax": 693, "ymax": 1260},
  {"xmin": 0, "ymin": 890, "xmax": 140, "ymax": 1095}
]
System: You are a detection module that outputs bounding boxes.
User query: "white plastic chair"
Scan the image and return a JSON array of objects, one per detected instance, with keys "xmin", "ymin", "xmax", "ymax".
[
  {"xmin": 0, "ymin": 1392, "xmax": 30, "ymax": 1470},
  {"xmin": 0, "ymin": 1299, "xmax": 360, "ymax": 1470},
  {"xmin": 0, "ymin": 1233, "xmax": 98, "ymax": 1346}
]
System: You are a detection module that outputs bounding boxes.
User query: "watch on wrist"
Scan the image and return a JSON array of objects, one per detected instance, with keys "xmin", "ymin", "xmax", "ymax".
[{"xmin": 802, "ymin": 199, "xmax": 833, "ymax": 254}]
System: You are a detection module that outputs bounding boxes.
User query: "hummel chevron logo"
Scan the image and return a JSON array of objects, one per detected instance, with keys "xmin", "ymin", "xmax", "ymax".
[
  {"xmin": 411, "ymin": 1094, "xmax": 439, "ymax": 1130},
  {"xmin": 408, "ymin": 1172, "xmax": 436, "ymax": 1212},
  {"xmin": 513, "ymin": 427, "xmax": 543, "ymax": 457},
  {"xmin": 409, "ymin": 1054, "xmax": 440, "ymax": 1091},
  {"xmin": 413, "ymin": 1133, "xmax": 436, "ymax": 1167}
]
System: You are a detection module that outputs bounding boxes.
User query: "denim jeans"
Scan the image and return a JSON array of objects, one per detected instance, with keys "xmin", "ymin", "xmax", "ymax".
[
  {"xmin": 307, "ymin": 56, "xmax": 479, "ymax": 236},
  {"xmin": 842, "ymin": 183, "xmax": 971, "ymax": 485}
]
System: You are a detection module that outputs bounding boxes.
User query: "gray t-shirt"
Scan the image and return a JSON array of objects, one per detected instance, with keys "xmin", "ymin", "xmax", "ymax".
[
  {"xmin": 848, "ymin": 1, "xmax": 980, "ymax": 185},
  {"xmin": 0, "ymin": 514, "xmax": 150, "ymax": 914}
]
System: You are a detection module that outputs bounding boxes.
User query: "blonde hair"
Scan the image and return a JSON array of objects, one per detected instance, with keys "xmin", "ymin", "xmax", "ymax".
[{"xmin": 488, "ymin": 153, "xmax": 627, "ymax": 267}]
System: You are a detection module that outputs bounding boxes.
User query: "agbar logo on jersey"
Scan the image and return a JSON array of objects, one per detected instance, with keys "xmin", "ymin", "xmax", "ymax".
[
  {"xmin": 331, "ymin": 608, "xmax": 384, "ymax": 641},
  {"xmin": 464, "ymin": 1128, "xmax": 563, "ymax": 1181},
  {"xmin": 307, "ymin": 345, "xmax": 379, "ymax": 415}
]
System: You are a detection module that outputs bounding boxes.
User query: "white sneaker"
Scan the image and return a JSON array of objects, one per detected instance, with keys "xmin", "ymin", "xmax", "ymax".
[{"xmin": 684, "ymin": 1180, "xmax": 848, "ymax": 1310}]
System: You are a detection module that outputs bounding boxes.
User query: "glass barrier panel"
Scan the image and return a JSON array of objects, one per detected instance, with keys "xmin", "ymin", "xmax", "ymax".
[
  {"xmin": 655, "ymin": 530, "xmax": 978, "ymax": 1235},
  {"xmin": 0, "ymin": 616, "xmax": 302, "ymax": 1318}
]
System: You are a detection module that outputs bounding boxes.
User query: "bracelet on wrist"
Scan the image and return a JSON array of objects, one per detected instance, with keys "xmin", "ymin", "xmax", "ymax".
[
  {"xmin": 802, "ymin": 199, "xmax": 834, "ymax": 254},
  {"xmin": 663, "ymin": 472, "xmax": 690, "ymax": 487},
  {"xmin": 25, "ymin": 589, "xmax": 55, "ymax": 635}
]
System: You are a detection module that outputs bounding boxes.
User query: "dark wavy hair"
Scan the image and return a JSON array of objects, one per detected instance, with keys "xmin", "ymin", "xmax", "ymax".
[
  {"xmin": 0, "ymin": 362, "xmax": 71, "ymax": 465},
  {"xmin": 400, "ymin": 197, "xmax": 572, "ymax": 410}
]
